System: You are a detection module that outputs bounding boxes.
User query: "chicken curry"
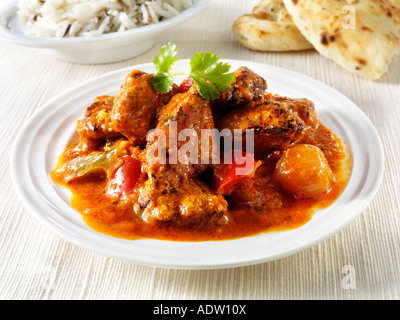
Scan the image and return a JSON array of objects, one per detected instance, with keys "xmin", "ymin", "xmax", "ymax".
[{"xmin": 51, "ymin": 66, "xmax": 351, "ymax": 241}]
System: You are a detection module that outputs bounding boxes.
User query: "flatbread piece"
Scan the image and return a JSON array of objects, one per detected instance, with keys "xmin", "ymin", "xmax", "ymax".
[
  {"xmin": 232, "ymin": 0, "xmax": 313, "ymax": 52},
  {"xmin": 282, "ymin": 0, "xmax": 400, "ymax": 80}
]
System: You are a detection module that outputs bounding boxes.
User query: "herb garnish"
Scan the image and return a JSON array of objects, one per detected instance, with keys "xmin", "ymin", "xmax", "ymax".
[{"xmin": 151, "ymin": 43, "xmax": 235, "ymax": 100}]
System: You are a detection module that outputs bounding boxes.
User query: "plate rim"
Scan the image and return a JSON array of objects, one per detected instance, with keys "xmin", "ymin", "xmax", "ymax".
[{"xmin": 10, "ymin": 60, "xmax": 385, "ymax": 269}]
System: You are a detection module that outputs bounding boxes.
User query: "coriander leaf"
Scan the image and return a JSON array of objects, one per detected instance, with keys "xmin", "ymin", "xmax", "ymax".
[
  {"xmin": 189, "ymin": 51, "xmax": 235, "ymax": 100},
  {"xmin": 151, "ymin": 43, "xmax": 179, "ymax": 93},
  {"xmin": 151, "ymin": 44, "xmax": 235, "ymax": 100},
  {"xmin": 190, "ymin": 51, "xmax": 221, "ymax": 74},
  {"xmin": 190, "ymin": 75, "xmax": 222, "ymax": 100},
  {"xmin": 153, "ymin": 43, "xmax": 178, "ymax": 74},
  {"xmin": 200, "ymin": 62, "xmax": 236, "ymax": 92},
  {"xmin": 152, "ymin": 73, "xmax": 175, "ymax": 94}
]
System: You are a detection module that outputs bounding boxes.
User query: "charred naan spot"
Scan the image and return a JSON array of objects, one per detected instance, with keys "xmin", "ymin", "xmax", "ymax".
[
  {"xmin": 292, "ymin": 0, "xmax": 298, "ymax": 4},
  {"xmin": 355, "ymin": 57, "xmax": 367, "ymax": 66},
  {"xmin": 321, "ymin": 34, "xmax": 329, "ymax": 45},
  {"xmin": 252, "ymin": 11, "xmax": 270, "ymax": 20},
  {"xmin": 258, "ymin": 30, "xmax": 271, "ymax": 37},
  {"xmin": 361, "ymin": 26, "xmax": 372, "ymax": 32},
  {"xmin": 320, "ymin": 32, "xmax": 341, "ymax": 46}
]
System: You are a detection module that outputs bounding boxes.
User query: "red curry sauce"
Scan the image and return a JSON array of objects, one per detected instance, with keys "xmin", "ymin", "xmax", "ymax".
[
  {"xmin": 51, "ymin": 66, "xmax": 352, "ymax": 242},
  {"xmin": 52, "ymin": 123, "xmax": 351, "ymax": 242}
]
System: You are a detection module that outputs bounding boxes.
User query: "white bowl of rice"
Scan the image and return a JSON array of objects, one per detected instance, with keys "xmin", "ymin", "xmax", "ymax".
[{"xmin": 0, "ymin": 0, "xmax": 209, "ymax": 64}]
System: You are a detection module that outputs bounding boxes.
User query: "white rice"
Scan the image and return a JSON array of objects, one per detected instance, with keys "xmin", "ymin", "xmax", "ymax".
[{"xmin": 17, "ymin": 0, "xmax": 194, "ymax": 37}]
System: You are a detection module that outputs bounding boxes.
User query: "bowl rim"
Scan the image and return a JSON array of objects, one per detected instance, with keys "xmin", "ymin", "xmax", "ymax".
[{"xmin": 0, "ymin": 0, "xmax": 210, "ymax": 48}]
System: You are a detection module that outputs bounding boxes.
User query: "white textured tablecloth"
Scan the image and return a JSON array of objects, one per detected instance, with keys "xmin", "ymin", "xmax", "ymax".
[{"xmin": 1, "ymin": 0, "xmax": 400, "ymax": 300}]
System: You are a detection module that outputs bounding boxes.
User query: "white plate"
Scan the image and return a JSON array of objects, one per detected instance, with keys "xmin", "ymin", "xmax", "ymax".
[
  {"xmin": 0, "ymin": 0, "xmax": 209, "ymax": 64},
  {"xmin": 11, "ymin": 60, "xmax": 384, "ymax": 269}
]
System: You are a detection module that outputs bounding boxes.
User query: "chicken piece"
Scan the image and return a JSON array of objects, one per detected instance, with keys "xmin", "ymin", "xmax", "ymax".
[
  {"xmin": 266, "ymin": 94, "xmax": 318, "ymax": 129},
  {"xmin": 137, "ymin": 179, "xmax": 228, "ymax": 226},
  {"xmin": 139, "ymin": 85, "xmax": 228, "ymax": 225},
  {"xmin": 144, "ymin": 85, "xmax": 218, "ymax": 189},
  {"xmin": 213, "ymin": 66, "xmax": 267, "ymax": 112},
  {"xmin": 111, "ymin": 69, "xmax": 178, "ymax": 146},
  {"xmin": 76, "ymin": 95, "xmax": 122, "ymax": 150},
  {"xmin": 217, "ymin": 97, "xmax": 305, "ymax": 154}
]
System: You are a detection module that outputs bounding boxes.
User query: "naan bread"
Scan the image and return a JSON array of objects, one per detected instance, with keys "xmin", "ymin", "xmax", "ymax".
[
  {"xmin": 232, "ymin": 0, "xmax": 313, "ymax": 52},
  {"xmin": 282, "ymin": 0, "xmax": 400, "ymax": 80}
]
